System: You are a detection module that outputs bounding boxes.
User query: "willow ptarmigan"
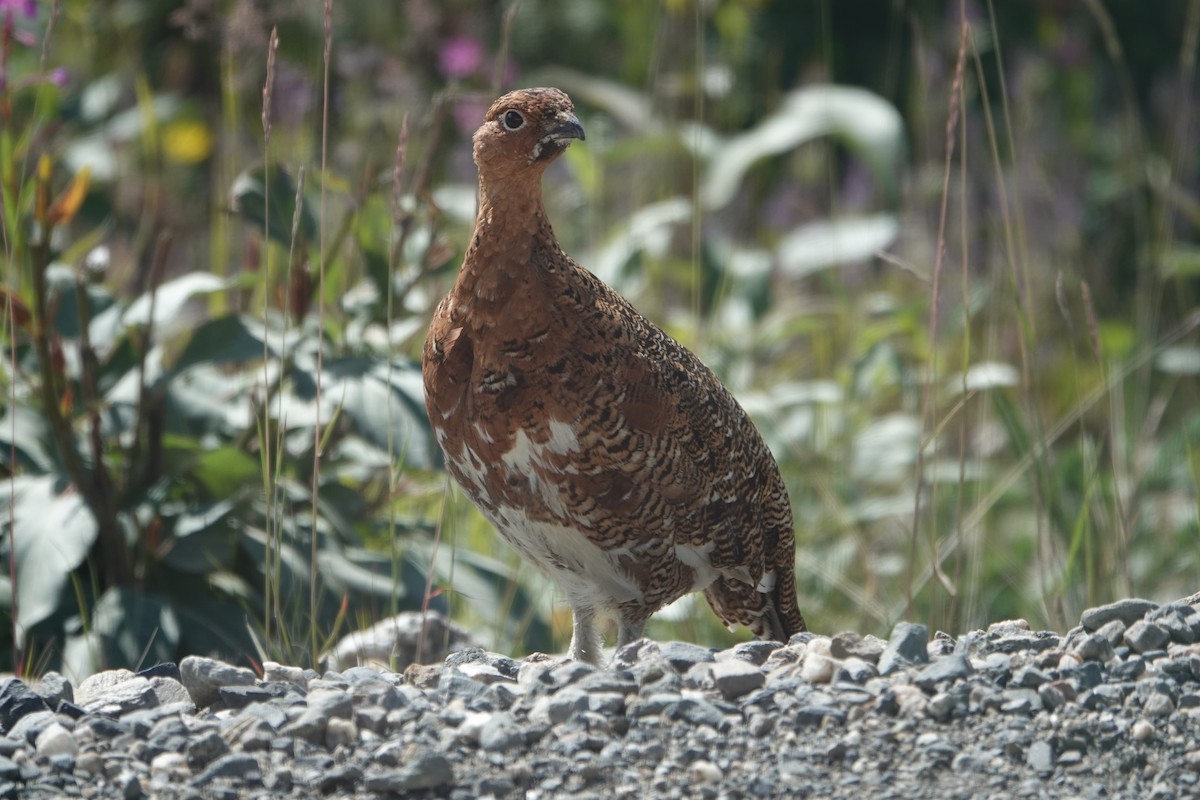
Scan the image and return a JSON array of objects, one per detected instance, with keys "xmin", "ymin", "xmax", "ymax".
[{"xmin": 422, "ymin": 87, "xmax": 807, "ymax": 664}]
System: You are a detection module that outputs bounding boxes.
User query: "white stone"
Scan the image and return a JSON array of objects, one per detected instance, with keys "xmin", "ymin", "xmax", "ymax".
[
  {"xmin": 799, "ymin": 653, "xmax": 834, "ymax": 684},
  {"xmin": 34, "ymin": 723, "xmax": 77, "ymax": 758},
  {"xmin": 688, "ymin": 760, "xmax": 723, "ymax": 785}
]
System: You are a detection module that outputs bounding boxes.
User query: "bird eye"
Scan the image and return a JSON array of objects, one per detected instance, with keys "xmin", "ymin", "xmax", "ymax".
[{"xmin": 501, "ymin": 110, "xmax": 525, "ymax": 131}]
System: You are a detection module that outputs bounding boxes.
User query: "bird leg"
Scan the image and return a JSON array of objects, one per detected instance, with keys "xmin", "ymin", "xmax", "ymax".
[
  {"xmin": 616, "ymin": 616, "xmax": 646, "ymax": 651},
  {"xmin": 569, "ymin": 607, "xmax": 603, "ymax": 665}
]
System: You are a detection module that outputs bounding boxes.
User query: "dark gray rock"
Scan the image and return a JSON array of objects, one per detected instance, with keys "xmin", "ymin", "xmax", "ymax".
[
  {"xmin": 1038, "ymin": 682, "xmax": 1070, "ymax": 710},
  {"xmin": 191, "ymin": 753, "xmax": 261, "ymax": 785},
  {"xmin": 795, "ymin": 705, "xmax": 847, "ymax": 726},
  {"xmin": 1011, "ymin": 666, "xmax": 1050, "ymax": 688},
  {"xmin": 1079, "ymin": 684, "xmax": 1124, "ymax": 710},
  {"xmin": 1000, "ymin": 688, "xmax": 1043, "ymax": 715},
  {"xmin": 878, "ymin": 622, "xmax": 929, "ymax": 675},
  {"xmin": 574, "ymin": 671, "xmax": 638, "ymax": 696},
  {"xmin": 1110, "ymin": 656, "xmax": 1146, "ymax": 680},
  {"xmin": 1076, "ymin": 632, "xmax": 1116, "ymax": 662},
  {"xmin": 315, "ymin": 763, "xmax": 363, "ymax": 793},
  {"xmin": 722, "ymin": 641, "xmax": 784, "ymax": 666},
  {"xmin": 363, "ymin": 750, "xmax": 453, "ymax": 793},
  {"xmin": 671, "ymin": 696, "xmax": 727, "ymax": 730},
  {"xmin": 179, "ymin": 657, "xmax": 256, "ymax": 708},
  {"xmin": 1061, "ymin": 660, "xmax": 1103, "ymax": 691},
  {"xmin": 1125, "ymin": 620, "xmax": 1171, "ymax": 653},
  {"xmin": 834, "ymin": 657, "xmax": 877, "ymax": 684},
  {"xmin": 122, "ymin": 702, "xmax": 195, "ymax": 739},
  {"xmin": 829, "ymin": 632, "xmax": 886, "ymax": 663},
  {"xmin": 34, "ymin": 673, "xmax": 72, "ymax": 708},
  {"xmin": 135, "ymin": 663, "xmax": 181, "ymax": 682},
  {"xmin": 546, "ymin": 689, "xmax": 589, "ymax": 725},
  {"xmin": 479, "ymin": 712, "xmax": 524, "ymax": 752},
  {"xmin": 185, "ymin": 730, "xmax": 229, "ymax": 768},
  {"xmin": 1146, "ymin": 604, "xmax": 1200, "ymax": 644},
  {"xmin": 658, "ymin": 641, "xmax": 716, "ymax": 674},
  {"xmin": 913, "ymin": 654, "xmax": 973, "ymax": 691},
  {"xmin": 437, "ymin": 669, "xmax": 489, "ymax": 703},
  {"xmin": 1080, "ymin": 598, "xmax": 1158, "ymax": 631},
  {"xmin": 0, "ymin": 678, "xmax": 51, "ymax": 732},
  {"xmin": 707, "ymin": 660, "xmax": 765, "ymax": 700},
  {"xmin": 7, "ymin": 709, "xmax": 56, "ymax": 744},
  {"xmin": 612, "ymin": 638, "xmax": 661, "ymax": 671}
]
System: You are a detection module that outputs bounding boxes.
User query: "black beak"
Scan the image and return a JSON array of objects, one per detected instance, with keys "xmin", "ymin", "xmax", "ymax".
[{"xmin": 549, "ymin": 113, "xmax": 585, "ymax": 142}]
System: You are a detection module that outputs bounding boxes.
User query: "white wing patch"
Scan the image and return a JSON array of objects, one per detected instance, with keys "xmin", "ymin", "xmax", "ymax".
[{"xmin": 674, "ymin": 543, "xmax": 720, "ymax": 593}]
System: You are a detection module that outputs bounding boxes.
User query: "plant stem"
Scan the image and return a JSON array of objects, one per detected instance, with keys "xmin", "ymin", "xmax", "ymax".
[{"xmin": 29, "ymin": 234, "xmax": 130, "ymax": 585}]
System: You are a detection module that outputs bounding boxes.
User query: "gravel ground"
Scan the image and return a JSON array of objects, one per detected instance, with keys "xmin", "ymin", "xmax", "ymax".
[{"xmin": 1, "ymin": 597, "xmax": 1199, "ymax": 799}]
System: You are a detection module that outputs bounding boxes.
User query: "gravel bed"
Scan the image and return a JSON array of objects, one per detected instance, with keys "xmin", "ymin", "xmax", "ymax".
[{"xmin": 2, "ymin": 598, "xmax": 1199, "ymax": 799}]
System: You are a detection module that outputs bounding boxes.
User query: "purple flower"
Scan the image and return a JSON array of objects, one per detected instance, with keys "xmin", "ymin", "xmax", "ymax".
[
  {"xmin": 438, "ymin": 36, "xmax": 483, "ymax": 79},
  {"xmin": 0, "ymin": 0, "xmax": 37, "ymax": 18},
  {"xmin": 50, "ymin": 66, "xmax": 67, "ymax": 86}
]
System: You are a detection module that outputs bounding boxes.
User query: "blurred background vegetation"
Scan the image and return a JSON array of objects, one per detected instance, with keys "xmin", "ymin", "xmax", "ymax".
[{"xmin": 1, "ymin": 0, "xmax": 1198, "ymax": 677}]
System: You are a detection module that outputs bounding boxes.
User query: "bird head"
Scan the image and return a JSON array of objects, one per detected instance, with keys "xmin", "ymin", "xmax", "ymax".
[{"xmin": 472, "ymin": 87, "xmax": 585, "ymax": 182}]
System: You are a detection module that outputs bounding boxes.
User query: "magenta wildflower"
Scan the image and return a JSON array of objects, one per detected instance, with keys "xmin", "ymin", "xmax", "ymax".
[
  {"xmin": 0, "ymin": 0, "xmax": 36, "ymax": 18},
  {"xmin": 438, "ymin": 36, "xmax": 483, "ymax": 79}
]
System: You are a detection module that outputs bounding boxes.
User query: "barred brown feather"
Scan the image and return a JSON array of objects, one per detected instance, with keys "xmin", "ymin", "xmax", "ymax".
[{"xmin": 422, "ymin": 87, "xmax": 806, "ymax": 664}]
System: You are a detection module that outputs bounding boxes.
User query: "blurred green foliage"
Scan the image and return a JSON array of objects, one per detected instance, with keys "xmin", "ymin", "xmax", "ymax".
[{"xmin": 1, "ymin": 0, "xmax": 1198, "ymax": 674}]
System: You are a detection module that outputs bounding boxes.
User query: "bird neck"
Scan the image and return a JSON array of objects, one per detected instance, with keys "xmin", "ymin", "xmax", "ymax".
[{"xmin": 456, "ymin": 176, "xmax": 560, "ymax": 309}]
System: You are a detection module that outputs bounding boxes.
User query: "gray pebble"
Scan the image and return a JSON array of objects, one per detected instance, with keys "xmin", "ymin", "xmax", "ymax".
[
  {"xmin": 1080, "ymin": 598, "xmax": 1159, "ymax": 631},
  {"xmin": 708, "ymin": 660, "xmax": 765, "ymax": 700},
  {"xmin": 1026, "ymin": 739, "xmax": 1054, "ymax": 773},
  {"xmin": 479, "ymin": 712, "xmax": 524, "ymax": 752},
  {"xmin": 913, "ymin": 653, "xmax": 973, "ymax": 691},
  {"xmin": 1125, "ymin": 620, "xmax": 1171, "ymax": 653},
  {"xmin": 179, "ymin": 657, "xmax": 256, "ymax": 709},
  {"xmin": 364, "ymin": 750, "xmax": 453, "ymax": 792},
  {"xmin": 878, "ymin": 622, "xmax": 929, "ymax": 674}
]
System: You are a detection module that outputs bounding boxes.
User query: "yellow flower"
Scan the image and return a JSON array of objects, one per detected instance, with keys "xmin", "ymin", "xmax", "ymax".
[{"xmin": 163, "ymin": 119, "xmax": 214, "ymax": 164}]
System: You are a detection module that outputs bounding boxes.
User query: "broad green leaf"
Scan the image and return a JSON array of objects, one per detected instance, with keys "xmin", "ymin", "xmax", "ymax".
[
  {"xmin": 287, "ymin": 357, "xmax": 437, "ymax": 470},
  {"xmin": 230, "ymin": 163, "xmax": 317, "ymax": 247},
  {"xmin": 164, "ymin": 365, "xmax": 255, "ymax": 436},
  {"xmin": 190, "ymin": 446, "xmax": 262, "ymax": 499},
  {"xmin": 0, "ymin": 406, "xmax": 58, "ymax": 472},
  {"xmin": 586, "ymin": 197, "xmax": 691, "ymax": 287},
  {"xmin": 702, "ymin": 85, "xmax": 904, "ymax": 209},
  {"xmin": 74, "ymin": 587, "xmax": 180, "ymax": 672},
  {"xmin": 171, "ymin": 587, "xmax": 259, "ymax": 664},
  {"xmin": 122, "ymin": 272, "xmax": 228, "ymax": 332},
  {"xmin": 43, "ymin": 264, "xmax": 116, "ymax": 340},
  {"xmin": 1159, "ymin": 247, "xmax": 1200, "ymax": 278},
  {"xmin": 168, "ymin": 314, "xmax": 278, "ymax": 375},
  {"xmin": 1, "ymin": 475, "xmax": 99, "ymax": 635},
  {"xmin": 777, "ymin": 214, "xmax": 899, "ymax": 278},
  {"xmin": 161, "ymin": 499, "xmax": 239, "ymax": 574},
  {"xmin": 318, "ymin": 546, "xmax": 407, "ymax": 602}
]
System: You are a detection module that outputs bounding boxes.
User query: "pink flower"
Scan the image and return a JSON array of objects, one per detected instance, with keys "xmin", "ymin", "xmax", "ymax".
[
  {"xmin": 0, "ymin": 0, "xmax": 37, "ymax": 18},
  {"xmin": 438, "ymin": 36, "xmax": 483, "ymax": 79}
]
